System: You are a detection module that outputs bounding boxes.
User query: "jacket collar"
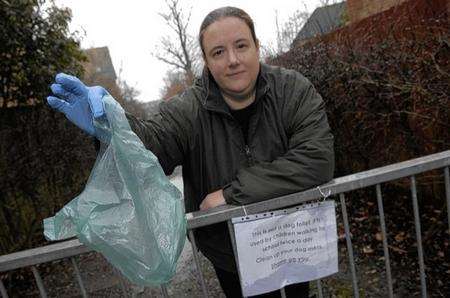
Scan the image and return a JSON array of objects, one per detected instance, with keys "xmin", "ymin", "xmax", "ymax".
[{"xmin": 197, "ymin": 63, "xmax": 270, "ymax": 114}]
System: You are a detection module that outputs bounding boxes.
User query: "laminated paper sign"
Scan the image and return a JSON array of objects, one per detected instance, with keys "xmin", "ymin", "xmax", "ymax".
[{"xmin": 232, "ymin": 201, "xmax": 338, "ymax": 297}]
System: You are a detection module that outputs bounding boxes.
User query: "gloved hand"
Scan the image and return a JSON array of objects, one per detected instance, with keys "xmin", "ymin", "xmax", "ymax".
[{"xmin": 47, "ymin": 73, "xmax": 107, "ymax": 136}]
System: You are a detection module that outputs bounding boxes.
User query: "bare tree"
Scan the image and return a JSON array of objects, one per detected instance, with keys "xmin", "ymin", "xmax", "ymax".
[
  {"xmin": 275, "ymin": 8, "xmax": 310, "ymax": 53},
  {"xmin": 319, "ymin": 0, "xmax": 341, "ymax": 6},
  {"xmin": 153, "ymin": 0, "xmax": 200, "ymax": 83},
  {"xmin": 159, "ymin": 70, "xmax": 189, "ymax": 100},
  {"xmin": 260, "ymin": 7, "xmax": 310, "ymax": 60},
  {"xmin": 262, "ymin": 0, "xmax": 341, "ymax": 59}
]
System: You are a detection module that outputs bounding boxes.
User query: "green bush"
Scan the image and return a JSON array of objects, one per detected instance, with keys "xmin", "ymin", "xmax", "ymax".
[
  {"xmin": 0, "ymin": 0, "xmax": 85, "ymax": 108},
  {"xmin": 0, "ymin": 106, "xmax": 97, "ymax": 254},
  {"xmin": 0, "ymin": 0, "xmax": 88, "ymax": 254}
]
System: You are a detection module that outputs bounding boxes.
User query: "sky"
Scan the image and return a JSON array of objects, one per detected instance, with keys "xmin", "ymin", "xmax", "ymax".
[{"xmin": 55, "ymin": 0, "xmax": 323, "ymax": 102}]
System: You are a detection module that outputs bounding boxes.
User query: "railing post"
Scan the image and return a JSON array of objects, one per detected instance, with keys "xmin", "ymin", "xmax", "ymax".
[
  {"xmin": 70, "ymin": 257, "xmax": 88, "ymax": 298},
  {"xmin": 31, "ymin": 266, "xmax": 47, "ymax": 298},
  {"xmin": 187, "ymin": 229, "xmax": 209, "ymax": 298},
  {"xmin": 280, "ymin": 287, "xmax": 286, "ymax": 298},
  {"xmin": 444, "ymin": 167, "xmax": 450, "ymax": 234},
  {"xmin": 339, "ymin": 193, "xmax": 359, "ymax": 298},
  {"xmin": 0, "ymin": 279, "xmax": 8, "ymax": 298},
  {"xmin": 410, "ymin": 176, "xmax": 427, "ymax": 298},
  {"xmin": 316, "ymin": 279, "xmax": 324, "ymax": 298},
  {"xmin": 375, "ymin": 184, "xmax": 394, "ymax": 298}
]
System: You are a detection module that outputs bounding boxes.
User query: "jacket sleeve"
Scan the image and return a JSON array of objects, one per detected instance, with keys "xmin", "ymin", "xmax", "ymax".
[
  {"xmin": 223, "ymin": 73, "xmax": 335, "ymax": 205},
  {"xmin": 125, "ymin": 96, "xmax": 191, "ymax": 175}
]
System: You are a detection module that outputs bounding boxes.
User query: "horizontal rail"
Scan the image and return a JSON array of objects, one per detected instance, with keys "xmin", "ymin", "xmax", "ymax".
[
  {"xmin": 1, "ymin": 150, "xmax": 449, "ymax": 273},
  {"xmin": 0, "ymin": 239, "xmax": 90, "ymax": 272},
  {"xmin": 187, "ymin": 150, "xmax": 450, "ymax": 228}
]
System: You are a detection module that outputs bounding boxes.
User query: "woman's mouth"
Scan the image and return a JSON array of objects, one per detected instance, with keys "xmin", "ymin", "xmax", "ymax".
[{"xmin": 227, "ymin": 71, "xmax": 245, "ymax": 77}]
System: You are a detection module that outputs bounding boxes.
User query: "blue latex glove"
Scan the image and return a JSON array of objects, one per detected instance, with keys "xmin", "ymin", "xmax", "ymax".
[{"xmin": 47, "ymin": 73, "xmax": 107, "ymax": 136}]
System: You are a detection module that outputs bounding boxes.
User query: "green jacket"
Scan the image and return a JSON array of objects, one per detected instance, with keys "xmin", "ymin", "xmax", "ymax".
[{"xmin": 126, "ymin": 63, "xmax": 334, "ymax": 271}]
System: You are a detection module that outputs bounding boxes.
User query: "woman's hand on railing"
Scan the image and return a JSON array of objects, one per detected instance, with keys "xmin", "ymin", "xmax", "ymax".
[{"xmin": 200, "ymin": 189, "xmax": 226, "ymax": 210}]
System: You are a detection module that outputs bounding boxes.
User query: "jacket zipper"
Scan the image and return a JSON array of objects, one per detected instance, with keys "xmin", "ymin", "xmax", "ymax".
[
  {"xmin": 245, "ymin": 144, "xmax": 251, "ymax": 158},
  {"xmin": 231, "ymin": 115, "xmax": 253, "ymax": 167},
  {"xmin": 245, "ymin": 145, "xmax": 251, "ymax": 156},
  {"xmin": 244, "ymin": 144, "xmax": 253, "ymax": 166}
]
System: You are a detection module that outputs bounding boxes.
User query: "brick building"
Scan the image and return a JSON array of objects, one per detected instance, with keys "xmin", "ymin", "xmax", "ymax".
[{"xmin": 81, "ymin": 46, "xmax": 117, "ymax": 87}]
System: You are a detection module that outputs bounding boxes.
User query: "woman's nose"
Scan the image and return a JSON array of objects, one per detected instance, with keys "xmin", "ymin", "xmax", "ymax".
[{"xmin": 227, "ymin": 49, "xmax": 239, "ymax": 66}]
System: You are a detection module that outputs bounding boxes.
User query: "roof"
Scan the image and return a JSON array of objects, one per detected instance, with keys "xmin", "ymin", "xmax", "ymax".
[{"xmin": 293, "ymin": 1, "xmax": 346, "ymax": 44}]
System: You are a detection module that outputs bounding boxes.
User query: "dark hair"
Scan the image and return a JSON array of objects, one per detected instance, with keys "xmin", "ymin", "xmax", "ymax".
[{"xmin": 199, "ymin": 6, "xmax": 257, "ymax": 56}]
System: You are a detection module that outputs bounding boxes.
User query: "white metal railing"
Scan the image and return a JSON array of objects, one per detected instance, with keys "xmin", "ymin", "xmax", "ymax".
[{"xmin": 1, "ymin": 150, "xmax": 450, "ymax": 297}]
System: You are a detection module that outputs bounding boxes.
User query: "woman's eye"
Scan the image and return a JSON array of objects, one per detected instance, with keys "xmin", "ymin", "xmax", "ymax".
[
  {"xmin": 213, "ymin": 49, "xmax": 223, "ymax": 57},
  {"xmin": 237, "ymin": 43, "xmax": 247, "ymax": 49}
]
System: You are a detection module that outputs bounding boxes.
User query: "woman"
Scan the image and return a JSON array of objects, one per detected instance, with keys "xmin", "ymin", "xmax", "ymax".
[{"xmin": 48, "ymin": 6, "xmax": 334, "ymax": 297}]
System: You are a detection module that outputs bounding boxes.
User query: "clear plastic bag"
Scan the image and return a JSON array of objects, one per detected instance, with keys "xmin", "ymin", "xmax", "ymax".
[{"xmin": 44, "ymin": 95, "xmax": 186, "ymax": 286}]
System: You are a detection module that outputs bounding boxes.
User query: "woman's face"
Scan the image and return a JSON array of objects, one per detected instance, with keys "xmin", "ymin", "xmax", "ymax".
[{"xmin": 202, "ymin": 17, "xmax": 260, "ymax": 102}]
